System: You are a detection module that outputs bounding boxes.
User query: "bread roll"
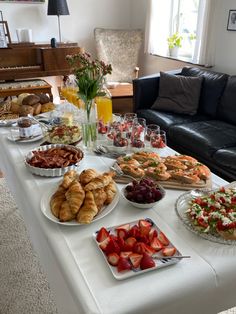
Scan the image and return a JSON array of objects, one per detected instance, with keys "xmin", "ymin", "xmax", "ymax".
[
  {"xmin": 17, "ymin": 93, "xmax": 30, "ymax": 105},
  {"xmin": 10, "ymin": 100, "xmax": 20, "ymax": 114},
  {"xmin": 41, "ymin": 102, "xmax": 55, "ymax": 113},
  {"xmin": 22, "ymin": 94, "xmax": 40, "ymax": 106},
  {"xmin": 19, "ymin": 105, "xmax": 34, "ymax": 117},
  {"xmin": 32, "ymin": 103, "xmax": 42, "ymax": 115},
  {"xmin": 38, "ymin": 93, "xmax": 50, "ymax": 104}
]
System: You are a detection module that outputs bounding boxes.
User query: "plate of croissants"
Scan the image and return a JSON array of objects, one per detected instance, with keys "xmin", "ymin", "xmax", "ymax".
[{"xmin": 40, "ymin": 169, "xmax": 119, "ymax": 225}]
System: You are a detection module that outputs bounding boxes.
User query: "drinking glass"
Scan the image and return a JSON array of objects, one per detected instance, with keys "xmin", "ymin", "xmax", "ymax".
[
  {"xmin": 150, "ymin": 129, "xmax": 167, "ymax": 149},
  {"xmin": 145, "ymin": 124, "xmax": 160, "ymax": 146},
  {"xmin": 131, "ymin": 117, "xmax": 146, "ymax": 149},
  {"xmin": 123, "ymin": 113, "xmax": 137, "ymax": 138}
]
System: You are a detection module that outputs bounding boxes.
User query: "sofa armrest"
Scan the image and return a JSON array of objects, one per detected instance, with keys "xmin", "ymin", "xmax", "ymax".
[{"xmin": 133, "ymin": 69, "xmax": 182, "ymax": 112}]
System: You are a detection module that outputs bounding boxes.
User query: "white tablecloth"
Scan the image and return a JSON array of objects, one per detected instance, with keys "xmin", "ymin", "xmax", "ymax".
[{"xmin": 0, "ymin": 129, "xmax": 235, "ymax": 314}]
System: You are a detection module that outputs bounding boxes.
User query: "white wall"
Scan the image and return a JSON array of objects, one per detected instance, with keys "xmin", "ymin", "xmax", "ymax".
[{"xmin": 1, "ymin": 0, "xmax": 131, "ymax": 56}]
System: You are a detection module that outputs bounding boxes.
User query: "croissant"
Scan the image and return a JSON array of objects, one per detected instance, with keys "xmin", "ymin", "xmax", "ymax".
[
  {"xmin": 104, "ymin": 181, "xmax": 117, "ymax": 205},
  {"xmin": 76, "ymin": 191, "xmax": 98, "ymax": 224},
  {"xmin": 79, "ymin": 169, "xmax": 99, "ymax": 185},
  {"xmin": 65, "ymin": 180, "xmax": 85, "ymax": 214},
  {"xmin": 84, "ymin": 172, "xmax": 114, "ymax": 191},
  {"xmin": 50, "ymin": 186, "xmax": 66, "ymax": 218},
  {"xmin": 92, "ymin": 188, "xmax": 107, "ymax": 212},
  {"xmin": 60, "ymin": 170, "xmax": 77, "ymax": 189},
  {"xmin": 59, "ymin": 200, "xmax": 75, "ymax": 222}
]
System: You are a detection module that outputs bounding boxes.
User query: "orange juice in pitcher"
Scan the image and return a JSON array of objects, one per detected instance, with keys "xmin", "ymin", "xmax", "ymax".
[{"xmin": 96, "ymin": 86, "xmax": 113, "ymax": 124}]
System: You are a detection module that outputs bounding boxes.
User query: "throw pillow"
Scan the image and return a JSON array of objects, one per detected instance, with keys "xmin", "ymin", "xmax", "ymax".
[{"xmin": 151, "ymin": 71, "xmax": 203, "ymax": 115}]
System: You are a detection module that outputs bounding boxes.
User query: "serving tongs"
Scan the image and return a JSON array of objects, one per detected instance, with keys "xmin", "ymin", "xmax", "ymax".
[
  {"xmin": 93, "ymin": 145, "xmax": 126, "ymax": 159},
  {"xmin": 110, "ymin": 162, "xmax": 137, "ymax": 182},
  {"xmin": 153, "ymin": 255, "xmax": 191, "ymax": 260}
]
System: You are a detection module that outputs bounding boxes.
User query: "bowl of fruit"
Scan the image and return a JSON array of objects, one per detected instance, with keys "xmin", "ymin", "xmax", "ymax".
[{"xmin": 121, "ymin": 178, "xmax": 165, "ymax": 209}]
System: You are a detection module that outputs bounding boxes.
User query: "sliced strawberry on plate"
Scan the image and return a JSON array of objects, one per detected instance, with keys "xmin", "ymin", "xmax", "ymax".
[
  {"xmin": 105, "ymin": 238, "xmax": 121, "ymax": 255},
  {"xmin": 120, "ymin": 251, "xmax": 133, "ymax": 259},
  {"xmin": 128, "ymin": 225, "xmax": 140, "ymax": 238},
  {"xmin": 139, "ymin": 220, "xmax": 152, "ymax": 236},
  {"xmin": 117, "ymin": 228, "xmax": 128, "ymax": 239},
  {"xmin": 129, "ymin": 253, "xmax": 143, "ymax": 268},
  {"xmin": 149, "ymin": 228, "xmax": 158, "ymax": 242},
  {"xmin": 136, "ymin": 235, "xmax": 149, "ymax": 244},
  {"xmin": 143, "ymin": 243, "xmax": 156, "ymax": 256},
  {"xmin": 162, "ymin": 247, "xmax": 176, "ymax": 256},
  {"xmin": 116, "ymin": 223, "xmax": 130, "ymax": 232},
  {"xmin": 158, "ymin": 232, "xmax": 170, "ymax": 246},
  {"xmin": 124, "ymin": 237, "xmax": 137, "ymax": 251},
  {"xmin": 117, "ymin": 237, "xmax": 125, "ymax": 251},
  {"xmin": 140, "ymin": 252, "xmax": 156, "ymax": 270},
  {"xmin": 150, "ymin": 237, "xmax": 163, "ymax": 252},
  {"xmin": 117, "ymin": 257, "xmax": 132, "ymax": 272},
  {"xmin": 96, "ymin": 227, "xmax": 109, "ymax": 243},
  {"xmin": 99, "ymin": 236, "xmax": 110, "ymax": 251},
  {"xmin": 133, "ymin": 242, "xmax": 146, "ymax": 254},
  {"xmin": 107, "ymin": 252, "xmax": 120, "ymax": 266}
]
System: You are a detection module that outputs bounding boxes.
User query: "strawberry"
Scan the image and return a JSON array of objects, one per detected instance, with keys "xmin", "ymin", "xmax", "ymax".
[
  {"xmin": 158, "ymin": 232, "xmax": 170, "ymax": 246},
  {"xmin": 117, "ymin": 257, "xmax": 132, "ymax": 272},
  {"xmin": 116, "ymin": 223, "xmax": 130, "ymax": 232},
  {"xmin": 133, "ymin": 242, "xmax": 146, "ymax": 254},
  {"xmin": 117, "ymin": 237, "xmax": 125, "ymax": 251},
  {"xmin": 117, "ymin": 228, "xmax": 128, "ymax": 239},
  {"xmin": 140, "ymin": 252, "xmax": 156, "ymax": 270},
  {"xmin": 162, "ymin": 247, "xmax": 176, "ymax": 256},
  {"xmin": 107, "ymin": 252, "xmax": 120, "ymax": 266},
  {"xmin": 105, "ymin": 238, "xmax": 121, "ymax": 255},
  {"xmin": 129, "ymin": 253, "xmax": 143, "ymax": 268},
  {"xmin": 99, "ymin": 236, "xmax": 110, "ymax": 251},
  {"xmin": 120, "ymin": 251, "xmax": 133, "ymax": 259},
  {"xmin": 139, "ymin": 220, "xmax": 152, "ymax": 236},
  {"xmin": 149, "ymin": 228, "xmax": 158, "ymax": 242},
  {"xmin": 143, "ymin": 243, "xmax": 156, "ymax": 256},
  {"xmin": 128, "ymin": 225, "xmax": 140, "ymax": 238},
  {"xmin": 136, "ymin": 235, "xmax": 149, "ymax": 244},
  {"xmin": 96, "ymin": 227, "xmax": 109, "ymax": 243},
  {"xmin": 150, "ymin": 237, "xmax": 163, "ymax": 251},
  {"xmin": 124, "ymin": 237, "xmax": 137, "ymax": 251}
]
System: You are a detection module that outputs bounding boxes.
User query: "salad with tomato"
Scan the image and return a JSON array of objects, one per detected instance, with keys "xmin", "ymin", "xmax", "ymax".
[{"xmin": 186, "ymin": 187, "xmax": 236, "ymax": 240}]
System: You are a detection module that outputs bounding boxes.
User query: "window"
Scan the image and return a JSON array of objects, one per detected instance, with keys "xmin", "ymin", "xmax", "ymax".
[{"xmin": 145, "ymin": 0, "xmax": 214, "ymax": 65}]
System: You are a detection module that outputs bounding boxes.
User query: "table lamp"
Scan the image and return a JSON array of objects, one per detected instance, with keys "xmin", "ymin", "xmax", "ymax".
[{"xmin": 47, "ymin": 0, "xmax": 69, "ymax": 43}]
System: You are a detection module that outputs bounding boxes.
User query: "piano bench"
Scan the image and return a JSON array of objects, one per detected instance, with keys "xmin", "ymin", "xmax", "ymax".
[{"xmin": 0, "ymin": 79, "xmax": 53, "ymax": 101}]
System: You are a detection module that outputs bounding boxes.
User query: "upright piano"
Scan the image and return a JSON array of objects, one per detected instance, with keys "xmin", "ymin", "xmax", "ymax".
[{"xmin": 0, "ymin": 43, "xmax": 83, "ymax": 81}]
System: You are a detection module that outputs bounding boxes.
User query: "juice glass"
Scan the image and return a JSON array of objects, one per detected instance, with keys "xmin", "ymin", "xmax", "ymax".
[{"xmin": 96, "ymin": 96, "xmax": 113, "ymax": 124}]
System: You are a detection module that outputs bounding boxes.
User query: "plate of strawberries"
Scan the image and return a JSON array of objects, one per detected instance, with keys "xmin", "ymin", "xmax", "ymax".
[{"xmin": 93, "ymin": 218, "xmax": 183, "ymax": 280}]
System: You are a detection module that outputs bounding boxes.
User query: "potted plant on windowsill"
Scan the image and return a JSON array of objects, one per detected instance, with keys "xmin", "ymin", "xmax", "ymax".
[{"xmin": 167, "ymin": 32, "xmax": 183, "ymax": 58}]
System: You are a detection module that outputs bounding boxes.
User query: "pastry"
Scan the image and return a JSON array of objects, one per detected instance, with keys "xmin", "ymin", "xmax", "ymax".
[
  {"xmin": 84, "ymin": 172, "xmax": 114, "ymax": 191},
  {"xmin": 50, "ymin": 186, "xmax": 66, "ymax": 218},
  {"xmin": 65, "ymin": 180, "xmax": 85, "ymax": 215},
  {"xmin": 104, "ymin": 181, "xmax": 116, "ymax": 205},
  {"xmin": 76, "ymin": 191, "xmax": 98, "ymax": 224},
  {"xmin": 59, "ymin": 200, "xmax": 75, "ymax": 222},
  {"xmin": 92, "ymin": 188, "xmax": 107, "ymax": 212},
  {"xmin": 60, "ymin": 170, "xmax": 77, "ymax": 189},
  {"xmin": 79, "ymin": 169, "xmax": 99, "ymax": 185}
]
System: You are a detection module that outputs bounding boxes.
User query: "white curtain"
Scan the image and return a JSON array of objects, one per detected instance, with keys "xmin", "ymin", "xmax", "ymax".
[{"xmin": 145, "ymin": 0, "xmax": 215, "ymax": 66}]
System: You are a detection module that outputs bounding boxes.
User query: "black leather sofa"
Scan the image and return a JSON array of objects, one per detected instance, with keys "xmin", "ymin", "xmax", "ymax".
[{"xmin": 133, "ymin": 67, "xmax": 236, "ymax": 182}]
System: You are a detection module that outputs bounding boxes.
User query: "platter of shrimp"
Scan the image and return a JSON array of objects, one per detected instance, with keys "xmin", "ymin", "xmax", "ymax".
[{"xmin": 113, "ymin": 151, "xmax": 212, "ymax": 190}]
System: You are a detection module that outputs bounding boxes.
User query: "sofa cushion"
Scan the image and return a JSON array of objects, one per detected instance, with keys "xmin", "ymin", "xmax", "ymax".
[
  {"xmin": 213, "ymin": 147, "xmax": 236, "ymax": 171},
  {"xmin": 181, "ymin": 67, "xmax": 228, "ymax": 117},
  {"xmin": 151, "ymin": 71, "xmax": 203, "ymax": 115},
  {"xmin": 137, "ymin": 109, "xmax": 210, "ymax": 131},
  {"xmin": 217, "ymin": 76, "xmax": 236, "ymax": 125},
  {"xmin": 168, "ymin": 120, "xmax": 236, "ymax": 159}
]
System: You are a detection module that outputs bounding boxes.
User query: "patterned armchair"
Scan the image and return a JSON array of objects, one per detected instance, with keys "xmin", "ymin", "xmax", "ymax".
[{"xmin": 94, "ymin": 28, "xmax": 143, "ymax": 83}]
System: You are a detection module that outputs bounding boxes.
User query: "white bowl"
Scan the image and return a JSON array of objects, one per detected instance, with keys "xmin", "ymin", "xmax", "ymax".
[
  {"xmin": 121, "ymin": 183, "xmax": 165, "ymax": 209},
  {"xmin": 25, "ymin": 144, "xmax": 84, "ymax": 177}
]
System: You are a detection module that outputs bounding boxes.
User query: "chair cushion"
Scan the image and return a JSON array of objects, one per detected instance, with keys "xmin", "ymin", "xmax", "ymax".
[
  {"xmin": 168, "ymin": 120, "xmax": 236, "ymax": 159},
  {"xmin": 181, "ymin": 67, "xmax": 228, "ymax": 117},
  {"xmin": 213, "ymin": 147, "xmax": 236, "ymax": 171},
  {"xmin": 94, "ymin": 28, "xmax": 142, "ymax": 83},
  {"xmin": 136, "ymin": 109, "xmax": 209, "ymax": 131},
  {"xmin": 217, "ymin": 76, "xmax": 236, "ymax": 125},
  {"xmin": 151, "ymin": 71, "xmax": 203, "ymax": 115}
]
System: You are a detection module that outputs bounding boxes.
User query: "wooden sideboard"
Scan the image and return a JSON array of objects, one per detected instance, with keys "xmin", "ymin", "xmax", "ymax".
[{"xmin": 108, "ymin": 83, "xmax": 133, "ymax": 114}]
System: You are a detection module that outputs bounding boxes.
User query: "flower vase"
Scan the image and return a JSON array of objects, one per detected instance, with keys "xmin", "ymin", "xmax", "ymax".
[{"xmin": 81, "ymin": 100, "xmax": 98, "ymax": 150}]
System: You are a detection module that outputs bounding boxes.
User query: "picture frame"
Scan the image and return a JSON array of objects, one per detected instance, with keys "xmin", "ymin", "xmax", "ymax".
[
  {"xmin": 0, "ymin": 21, "xmax": 11, "ymax": 48},
  {"xmin": 227, "ymin": 10, "xmax": 236, "ymax": 31}
]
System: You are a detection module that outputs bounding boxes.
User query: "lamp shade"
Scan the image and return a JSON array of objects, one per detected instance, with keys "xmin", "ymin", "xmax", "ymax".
[{"xmin": 47, "ymin": 0, "xmax": 69, "ymax": 16}]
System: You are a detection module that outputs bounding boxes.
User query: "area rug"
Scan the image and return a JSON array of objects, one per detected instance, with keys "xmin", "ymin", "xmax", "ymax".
[{"xmin": 0, "ymin": 178, "xmax": 58, "ymax": 314}]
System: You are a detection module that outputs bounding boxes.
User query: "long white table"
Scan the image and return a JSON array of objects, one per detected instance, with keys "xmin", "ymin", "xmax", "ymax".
[{"xmin": 0, "ymin": 128, "xmax": 235, "ymax": 314}]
